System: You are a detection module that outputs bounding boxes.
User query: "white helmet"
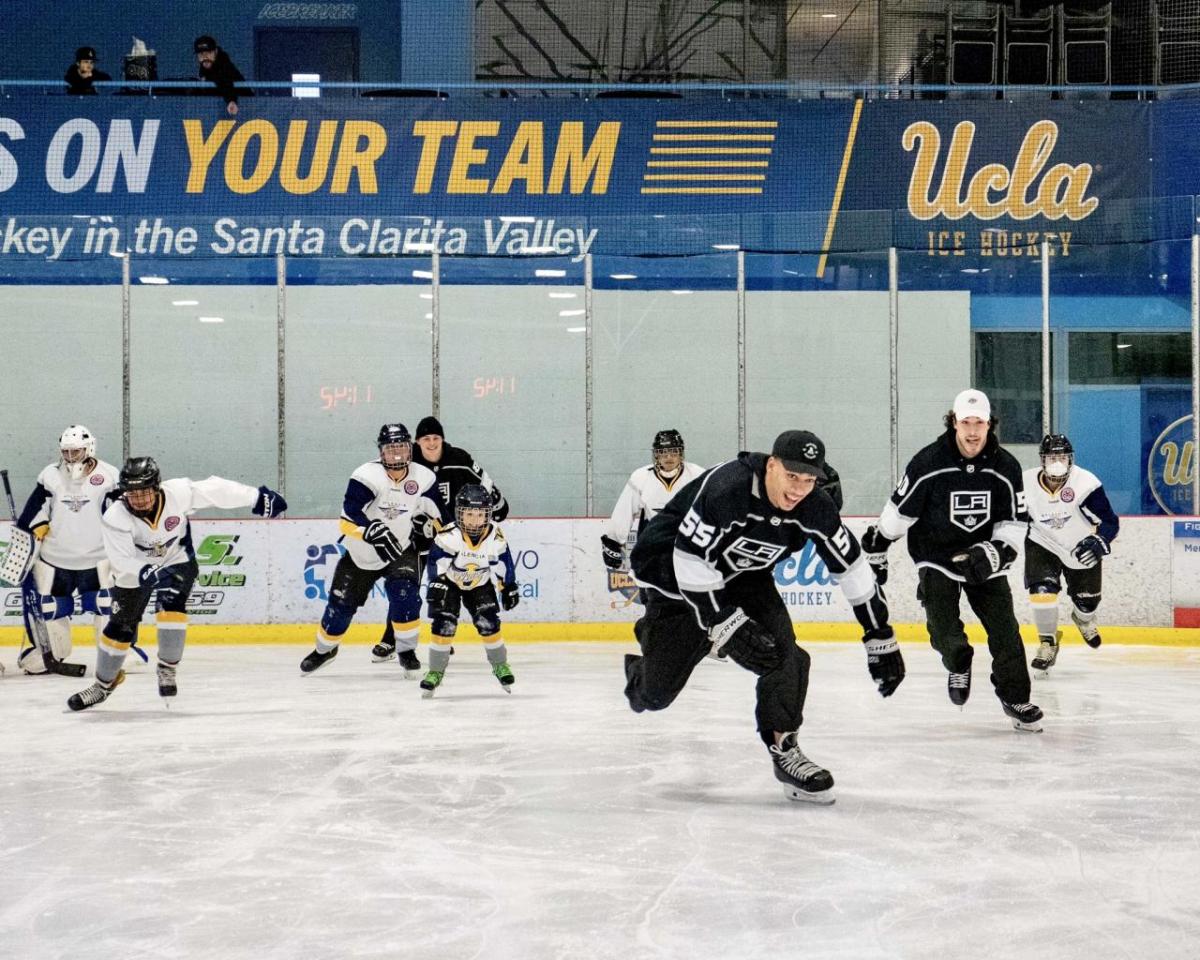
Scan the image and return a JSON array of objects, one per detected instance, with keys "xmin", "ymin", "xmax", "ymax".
[{"xmin": 59, "ymin": 424, "xmax": 96, "ymax": 480}]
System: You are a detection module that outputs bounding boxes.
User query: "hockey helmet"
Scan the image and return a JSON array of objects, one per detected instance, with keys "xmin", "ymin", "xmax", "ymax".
[
  {"xmin": 455, "ymin": 483, "xmax": 492, "ymax": 538},
  {"xmin": 377, "ymin": 423, "xmax": 412, "ymax": 470},
  {"xmin": 59, "ymin": 424, "xmax": 96, "ymax": 479},
  {"xmin": 652, "ymin": 428, "xmax": 685, "ymax": 473},
  {"xmin": 1039, "ymin": 434, "xmax": 1073, "ymax": 479},
  {"xmin": 119, "ymin": 456, "xmax": 161, "ymax": 492}
]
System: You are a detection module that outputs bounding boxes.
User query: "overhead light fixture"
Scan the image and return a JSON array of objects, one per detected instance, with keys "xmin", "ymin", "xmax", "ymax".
[
  {"xmin": 712, "ymin": 243, "xmax": 739, "ymax": 250},
  {"xmin": 500, "ymin": 216, "xmax": 536, "ymax": 223},
  {"xmin": 138, "ymin": 276, "xmax": 169, "ymax": 284},
  {"xmin": 565, "ymin": 326, "xmax": 586, "ymax": 333},
  {"xmin": 171, "ymin": 300, "xmax": 199, "ymax": 306},
  {"xmin": 821, "ymin": 12, "xmax": 837, "ymax": 18},
  {"xmin": 610, "ymin": 273, "xmax": 637, "ymax": 280},
  {"xmin": 671, "ymin": 290, "xmax": 693, "ymax": 295},
  {"xmin": 1117, "ymin": 343, "xmax": 1132, "ymax": 349},
  {"xmin": 292, "ymin": 73, "xmax": 320, "ymax": 99},
  {"xmin": 559, "ymin": 309, "xmax": 585, "ymax": 317},
  {"xmin": 412, "ymin": 269, "xmax": 433, "ymax": 279},
  {"xmin": 198, "ymin": 316, "xmax": 224, "ymax": 324},
  {"xmin": 420, "ymin": 293, "xmax": 433, "ymax": 299},
  {"xmin": 424, "ymin": 312, "xmax": 433, "ymax": 319},
  {"xmin": 536, "ymin": 269, "xmax": 566, "ymax": 278},
  {"xmin": 548, "ymin": 292, "xmax": 577, "ymax": 299}
]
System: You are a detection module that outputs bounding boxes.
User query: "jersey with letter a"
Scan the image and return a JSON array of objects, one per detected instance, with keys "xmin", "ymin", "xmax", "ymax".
[
  {"xmin": 340, "ymin": 461, "xmax": 443, "ymax": 572},
  {"xmin": 606, "ymin": 461, "xmax": 706, "ymax": 544},
  {"xmin": 18, "ymin": 460, "xmax": 119, "ymax": 569},
  {"xmin": 102, "ymin": 476, "xmax": 259, "ymax": 588},
  {"xmin": 1023, "ymin": 465, "xmax": 1119, "ymax": 569},
  {"xmin": 427, "ymin": 522, "xmax": 516, "ymax": 592}
]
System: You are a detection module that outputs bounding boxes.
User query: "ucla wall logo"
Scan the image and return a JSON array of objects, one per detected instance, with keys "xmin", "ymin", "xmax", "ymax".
[{"xmin": 1148, "ymin": 415, "xmax": 1195, "ymax": 516}]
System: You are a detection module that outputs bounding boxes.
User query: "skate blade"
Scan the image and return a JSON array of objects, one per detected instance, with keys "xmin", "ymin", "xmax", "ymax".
[
  {"xmin": 1011, "ymin": 719, "xmax": 1043, "ymax": 733},
  {"xmin": 421, "ymin": 689, "xmax": 436, "ymax": 699},
  {"xmin": 783, "ymin": 785, "xmax": 835, "ymax": 805},
  {"xmin": 372, "ymin": 654, "xmax": 396, "ymax": 663},
  {"xmin": 402, "ymin": 669, "xmax": 419, "ymax": 680}
]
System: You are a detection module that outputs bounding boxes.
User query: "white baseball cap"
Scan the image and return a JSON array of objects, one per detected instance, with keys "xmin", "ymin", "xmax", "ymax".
[{"xmin": 952, "ymin": 388, "xmax": 991, "ymax": 422}]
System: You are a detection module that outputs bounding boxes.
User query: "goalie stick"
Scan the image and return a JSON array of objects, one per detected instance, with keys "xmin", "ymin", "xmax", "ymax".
[{"xmin": 1, "ymin": 469, "xmax": 86, "ymax": 678}]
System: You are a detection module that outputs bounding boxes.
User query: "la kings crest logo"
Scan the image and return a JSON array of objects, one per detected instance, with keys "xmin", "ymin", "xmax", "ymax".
[
  {"xmin": 950, "ymin": 491, "xmax": 991, "ymax": 532},
  {"xmin": 723, "ymin": 537, "xmax": 787, "ymax": 571}
]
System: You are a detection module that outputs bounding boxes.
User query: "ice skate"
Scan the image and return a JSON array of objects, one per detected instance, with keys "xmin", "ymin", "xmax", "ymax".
[
  {"xmin": 948, "ymin": 665, "xmax": 971, "ymax": 707},
  {"xmin": 156, "ymin": 659, "xmax": 178, "ymax": 699},
  {"xmin": 371, "ymin": 638, "xmax": 396, "ymax": 662},
  {"xmin": 419, "ymin": 670, "xmax": 443, "ymax": 698},
  {"xmin": 768, "ymin": 733, "xmax": 834, "ymax": 804},
  {"xmin": 1072, "ymin": 611, "xmax": 1101, "ymax": 648},
  {"xmin": 1001, "ymin": 700, "xmax": 1044, "ymax": 733},
  {"xmin": 300, "ymin": 646, "xmax": 338, "ymax": 674},
  {"xmin": 492, "ymin": 662, "xmax": 515, "ymax": 692},
  {"xmin": 67, "ymin": 670, "xmax": 126, "ymax": 712},
  {"xmin": 397, "ymin": 649, "xmax": 421, "ymax": 677},
  {"xmin": 1031, "ymin": 631, "xmax": 1061, "ymax": 674}
]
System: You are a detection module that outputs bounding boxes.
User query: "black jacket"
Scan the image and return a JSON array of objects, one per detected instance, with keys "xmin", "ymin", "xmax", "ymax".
[
  {"xmin": 413, "ymin": 442, "xmax": 509, "ymax": 523},
  {"xmin": 879, "ymin": 429, "xmax": 1027, "ymax": 578},
  {"xmin": 65, "ymin": 65, "xmax": 112, "ymax": 94},
  {"xmin": 199, "ymin": 50, "xmax": 250, "ymax": 104}
]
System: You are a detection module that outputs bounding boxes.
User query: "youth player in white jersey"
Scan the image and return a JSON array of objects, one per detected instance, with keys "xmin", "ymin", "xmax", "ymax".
[
  {"xmin": 67, "ymin": 457, "xmax": 287, "ymax": 711},
  {"xmin": 1023, "ymin": 434, "xmax": 1119, "ymax": 673},
  {"xmin": 420, "ymin": 484, "xmax": 520, "ymax": 696},
  {"xmin": 13, "ymin": 425, "xmax": 118, "ymax": 675},
  {"xmin": 600, "ymin": 429, "xmax": 705, "ymax": 572},
  {"xmin": 300, "ymin": 423, "xmax": 444, "ymax": 676}
]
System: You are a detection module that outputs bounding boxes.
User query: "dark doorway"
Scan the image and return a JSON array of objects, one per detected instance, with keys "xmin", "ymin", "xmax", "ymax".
[{"xmin": 254, "ymin": 27, "xmax": 360, "ymax": 96}]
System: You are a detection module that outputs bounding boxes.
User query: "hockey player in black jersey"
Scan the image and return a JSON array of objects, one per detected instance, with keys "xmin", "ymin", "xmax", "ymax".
[
  {"xmin": 371, "ymin": 416, "xmax": 508, "ymax": 663},
  {"xmin": 861, "ymin": 389, "xmax": 1043, "ymax": 732},
  {"xmin": 624, "ymin": 430, "xmax": 904, "ymax": 804}
]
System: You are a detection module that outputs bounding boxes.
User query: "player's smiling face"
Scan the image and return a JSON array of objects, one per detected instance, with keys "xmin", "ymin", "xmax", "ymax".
[
  {"xmin": 765, "ymin": 457, "xmax": 816, "ymax": 511},
  {"xmin": 954, "ymin": 416, "xmax": 989, "ymax": 458},
  {"xmin": 417, "ymin": 435, "xmax": 443, "ymax": 462}
]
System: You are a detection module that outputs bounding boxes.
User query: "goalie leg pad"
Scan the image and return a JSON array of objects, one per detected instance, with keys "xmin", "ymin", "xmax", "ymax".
[{"xmin": 45, "ymin": 618, "xmax": 72, "ymax": 660}]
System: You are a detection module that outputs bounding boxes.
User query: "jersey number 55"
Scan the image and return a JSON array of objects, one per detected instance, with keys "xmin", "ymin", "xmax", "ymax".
[{"xmin": 680, "ymin": 508, "xmax": 717, "ymax": 548}]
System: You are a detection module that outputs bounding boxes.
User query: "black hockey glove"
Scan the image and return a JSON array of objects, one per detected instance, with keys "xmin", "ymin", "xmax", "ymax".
[
  {"xmin": 137, "ymin": 564, "xmax": 167, "ymax": 589},
  {"xmin": 817, "ymin": 462, "xmax": 843, "ymax": 510},
  {"xmin": 501, "ymin": 582, "xmax": 520, "ymax": 611},
  {"xmin": 862, "ymin": 627, "xmax": 905, "ymax": 698},
  {"xmin": 253, "ymin": 486, "xmax": 288, "ymax": 518},
  {"xmin": 600, "ymin": 535, "xmax": 624, "ymax": 571},
  {"xmin": 426, "ymin": 577, "xmax": 451, "ymax": 615},
  {"xmin": 860, "ymin": 524, "xmax": 893, "ymax": 586},
  {"xmin": 952, "ymin": 540, "xmax": 1017, "ymax": 585},
  {"xmin": 708, "ymin": 607, "xmax": 782, "ymax": 676},
  {"xmin": 363, "ymin": 520, "xmax": 405, "ymax": 564},
  {"xmin": 1072, "ymin": 534, "xmax": 1110, "ymax": 568},
  {"xmin": 410, "ymin": 512, "xmax": 437, "ymax": 541}
]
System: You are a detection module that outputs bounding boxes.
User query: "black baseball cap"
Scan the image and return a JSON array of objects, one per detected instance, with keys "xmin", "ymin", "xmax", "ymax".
[
  {"xmin": 770, "ymin": 430, "xmax": 827, "ymax": 479},
  {"xmin": 75, "ymin": 46, "xmax": 98, "ymax": 62},
  {"xmin": 194, "ymin": 35, "xmax": 218, "ymax": 53}
]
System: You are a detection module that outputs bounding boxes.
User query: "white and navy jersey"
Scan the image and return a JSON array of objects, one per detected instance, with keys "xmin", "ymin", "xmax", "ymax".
[
  {"xmin": 339, "ymin": 460, "xmax": 444, "ymax": 572},
  {"xmin": 102, "ymin": 476, "xmax": 259, "ymax": 588},
  {"xmin": 1024, "ymin": 465, "xmax": 1119, "ymax": 569},
  {"xmin": 631, "ymin": 452, "xmax": 888, "ymax": 635},
  {"xmin": 427, "ymin": 522, "xmax": 516, "ymax": 592},
  {"xmin": 17, "ymin": 459, "xmax": 119, "ymax": 570},
  {"xmin": 876, "ymin": 430, "xmax": 1027, "ymax": 581},
  {"xmin": 606, "ymin": 461, "xmax": 706, "ymax": 544}
]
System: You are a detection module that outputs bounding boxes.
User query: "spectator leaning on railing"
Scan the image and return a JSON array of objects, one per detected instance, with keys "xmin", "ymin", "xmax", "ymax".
[
  {"xmin": 194, "ymin": 35, "xmax": 250, "ymax": 115},
  {"xmin": 65, "ymin": 46, "xmax": 111, "ymax": 95}
]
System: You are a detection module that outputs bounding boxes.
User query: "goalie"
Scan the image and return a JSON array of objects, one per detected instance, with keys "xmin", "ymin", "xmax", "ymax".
[{"xmin": 2, "ymin": 426, "xmax": 118, "ymax": 676}]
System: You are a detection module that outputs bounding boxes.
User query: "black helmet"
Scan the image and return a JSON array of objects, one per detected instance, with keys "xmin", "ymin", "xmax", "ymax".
[
  {"xmin": 653, "ymin": 429, "xmax": 684, "ymax": 452},
  {"xmin": 119, "ymin": 456, "xmax": 161, "ymax": 492},
  {"xmin": 376, "ymin": 423, "xmax": 412, "ymax": 470},
  {"xmin": 455, "ymin": 483, "xmax": 492, "ymax": 537},
  {"xmin": 1039, "ymin": 433, "xmax": 1074, "ymax": 478}
]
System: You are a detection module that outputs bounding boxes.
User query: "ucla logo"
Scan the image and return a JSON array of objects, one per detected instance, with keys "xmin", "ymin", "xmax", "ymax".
[
  {"xmin": 773, "ymin": 542, "xmax": 833, "ymax": 587},
  {"xmin": 1148, "ymin": 415, "xmax": 1195, "ymax": 516}
]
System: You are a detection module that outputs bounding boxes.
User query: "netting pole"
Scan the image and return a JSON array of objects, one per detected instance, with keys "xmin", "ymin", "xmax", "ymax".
[
  {"xmin": 737, "ymin": 249, "xmax": 746, "ymax": 451},
  {"xmin": 121, "ymin": 252, "xmax": 130, "ymax": 463},
  {"xmin": 276, "ymin": 252, "xmax": 287, "ymax": 495},
  {"xmin": 1192, "ymin": 232, "xmax": 1199, "ymax": 513},
  {"xmin": 431, "ymin": 250, "xmax": 441, "ymax": 419},
  {"xmin": 585, "ymin": 253, "xmax": 594, "ymax": 516},
  {"xmin": 1042, "ymin": 239, "xmax": 1051, "ymax": 437},
  {"xmin": 888, "ymin": 247, "xmax": 899, "ymax": 489}
]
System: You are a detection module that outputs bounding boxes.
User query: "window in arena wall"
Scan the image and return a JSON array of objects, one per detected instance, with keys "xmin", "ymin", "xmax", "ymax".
[
  {"xmin": 1067, "ymin": 332, "xmax": 1191, "ymax": 385},
  {"xmin": 974, "ymin": 332, "xmax": 1043, "ymax": 444}
]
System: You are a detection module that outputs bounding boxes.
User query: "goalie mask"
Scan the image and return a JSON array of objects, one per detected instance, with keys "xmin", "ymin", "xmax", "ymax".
[
  {"xmin": 59, "ymin": 424, "xmax": 96, "ymax": 480},
  {"xmin": 119, "ymin": 456, "xmax": 161, "ymax": 513},
  {"xmin": 376, "ymin": 423, "xmax": 412, "ymax": 471},
  {"xmin": 652, "ymin": 429, "xmax": 685, "ymax": 477},
  {"xmin": 1039, "ymin": 433, "xmax": 1074, "ymax": 480},
  {"xmin": 455, "ymin": 483, "xmax": 492, "ymax": 539}
]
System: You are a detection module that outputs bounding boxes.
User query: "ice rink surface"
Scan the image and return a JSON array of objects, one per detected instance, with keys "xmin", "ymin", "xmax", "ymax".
[{"xmin": 1, "ymin": 639, "xmax": 1197, "ymax": 960}]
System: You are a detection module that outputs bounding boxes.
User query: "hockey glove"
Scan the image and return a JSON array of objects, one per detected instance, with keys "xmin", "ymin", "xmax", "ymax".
[
  {"xmin": 137, "ymin": 564, "xmax": 167, "ymax": 589},
  {"xmin": 600, "ymin": 535, "xmax": 624, "ymax": 571},
  {"xmin": 862, "ymin": 627, "xmax": 905, "ymax": 698},
  {"xmin": 860, "ymin": 524, "xmax": 893, "ymax": 586},
  {"xmin": 952, "ymin": 540, "xmax": 1017, "ymax": 585},
  {"xmin": 410, "ymin": 512, "xmax": 437, "ymax": 541},
  {"xmin": 1072, "ymin": 534, "xmax": 1110, "ymax": 568},
  {"xmin": 501, "ymin": 582, "xmax": 520, "ymax": 611},
  {"xmin": 425, "ymin": 577, "xmax": 451, "ymax": 615},
  {"xmin": 363, "ymin": 520, "xmax": 405, "ymax": 564},
  {"xmin": 253, "ymin": 486, "xmax": 288, "ymax": 518},
  {"xmin": 708, "ymin": 607, "xmax": 782, "ymax": 676}
]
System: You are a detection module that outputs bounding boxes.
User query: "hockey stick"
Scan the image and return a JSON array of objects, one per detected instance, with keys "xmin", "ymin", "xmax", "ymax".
[{"xmin": 1, "ymin": 469, "xmax": 86, "ymax": 678}]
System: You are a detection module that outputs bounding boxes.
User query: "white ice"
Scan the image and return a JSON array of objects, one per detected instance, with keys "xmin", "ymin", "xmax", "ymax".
[{"xmin": 1, "ymin": 640, "xmax": 1198, "ymax": 960}]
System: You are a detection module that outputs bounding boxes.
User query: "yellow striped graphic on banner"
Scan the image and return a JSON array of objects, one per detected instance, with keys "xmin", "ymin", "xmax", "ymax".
[
  {"xmin": 650, "ymin": 147, "xmax": 772, "ymax": 154},
  {"xmin": 643, "ymin": 173, "xmax": 766, "ymax": 181},
  {"xmin": 655, "ymin": 120, "xmax": 778, "ymax": 127},
  {"xmin": 653, "ymin": 134, "xmax": 776, "ymax": 141},
  {"xmin": 640, "ymin": 187, "xmax": 763, "ymax": 194},
  {"xmin": 817, "ymin": 98, "xmax": 864, "ymax": 279},
  {"xmin": 646, "ymin": 160, "xmax": 769, "ymax": 167}
]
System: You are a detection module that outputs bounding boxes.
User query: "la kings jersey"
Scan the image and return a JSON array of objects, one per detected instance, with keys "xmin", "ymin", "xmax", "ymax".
[
  {"xmin": 1024, "ymin": 465, "xmax": 1119, "ymax": 569},
  {"xmin": 877, "ymin": 430, "xmax": 1027, "ymax": 580},
  {"xmin": 428, "ymin": 523, "xmax": 517, "ymax": 592},
  {"xmin": 340, "ymin": 461, "xmax": 444, "ymax": 572},
  {"xmin": 631, "ymin": 452, "xmax": 881, "ymax": 629},
  {"xmin": 18, "ymin": 460, "xmax": 119, "ymax": 569},
  {"xmin": 102, "ymin": 477, "xmax": 259, "ymax": 588},
  {"xmin": 415, "ymin": 443, "xmax": 508, "ymax": 522},
  {"xmin": 606, "ymin": 461, "xmax": 706, "ymax": 544}
]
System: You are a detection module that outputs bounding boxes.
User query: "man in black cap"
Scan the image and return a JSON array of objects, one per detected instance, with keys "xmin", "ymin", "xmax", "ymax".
[
  {"xmin": 623, "ymin": 430, "xmax": 904, "ymax": 804},
  {"xmin": 370, "ymin": 415, "xmax": 510, "ymax": 663},
  {"xmin": 65, "ymin": 47, "xmax": 111, "ymax": 95},
  {"xmin": 194, "ymin": 35, "xmax": 249, "ymax": 115}
]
